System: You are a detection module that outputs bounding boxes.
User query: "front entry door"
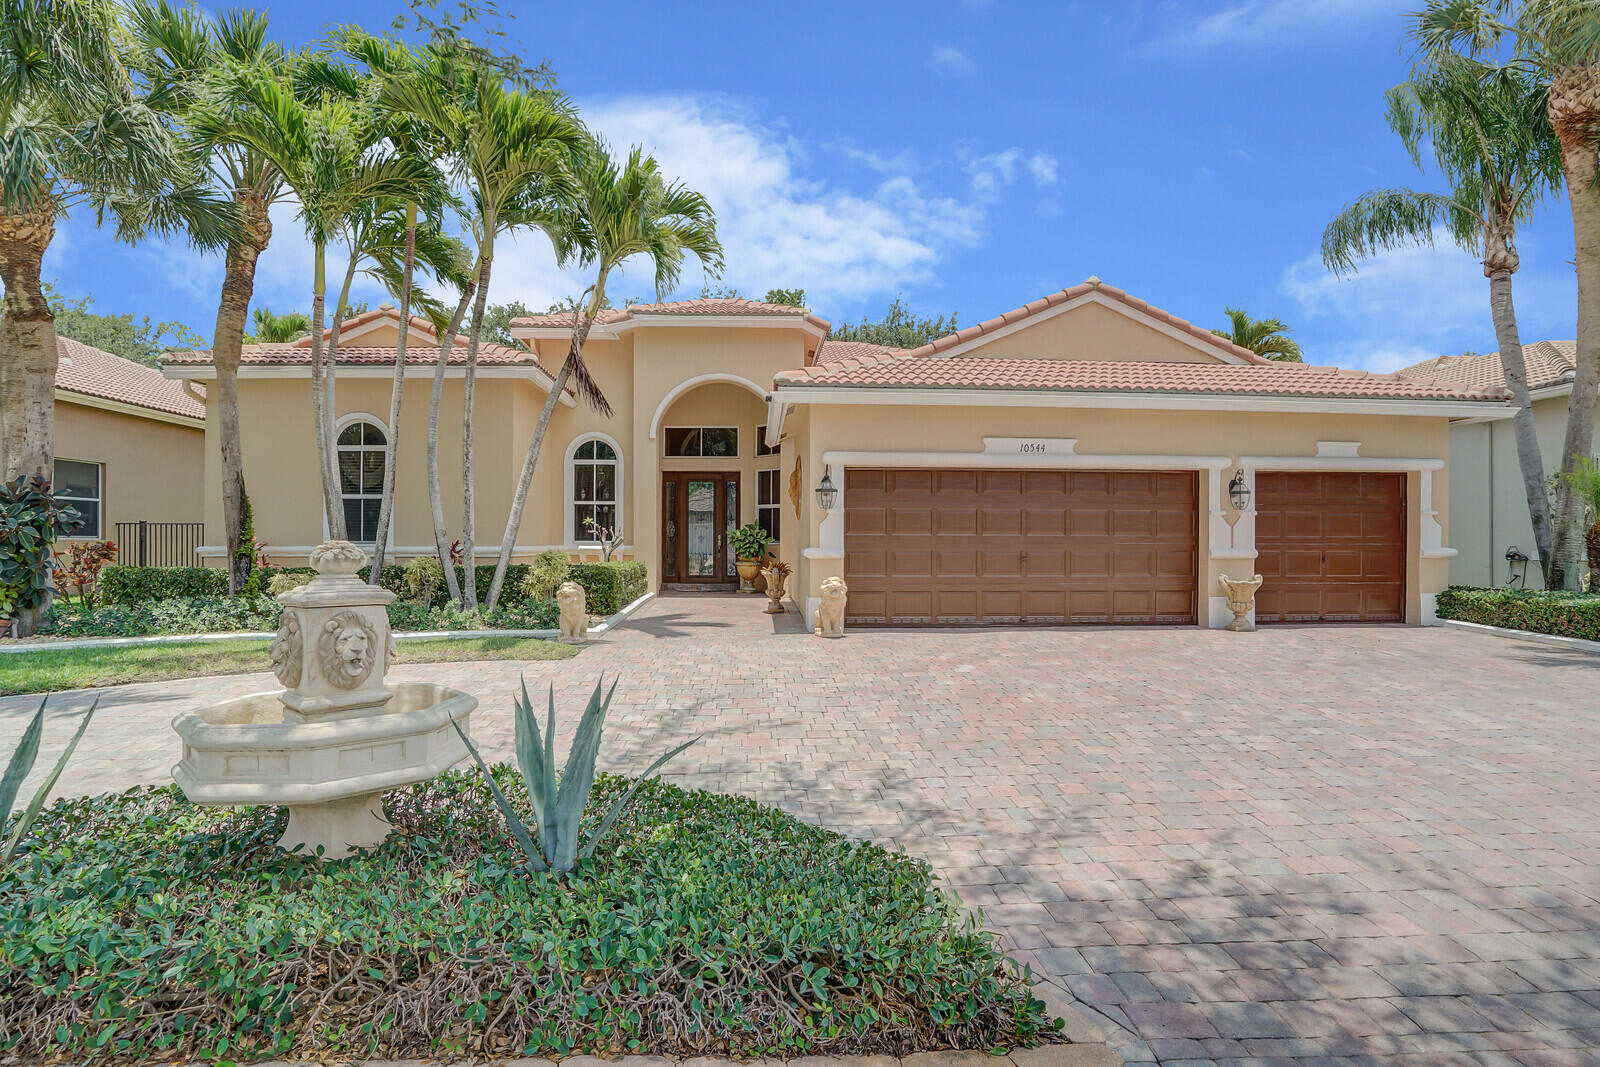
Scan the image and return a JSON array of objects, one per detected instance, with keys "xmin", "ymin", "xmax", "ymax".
[{"xmin": 662, "ymin": 472, "xmax": 740, "ymax": 587}]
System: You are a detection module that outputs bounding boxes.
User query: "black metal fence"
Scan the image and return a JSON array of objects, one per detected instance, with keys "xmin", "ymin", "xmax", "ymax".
[{"xmin": 115, "ymin": 521, "xmax": 205, "ymax": 568}]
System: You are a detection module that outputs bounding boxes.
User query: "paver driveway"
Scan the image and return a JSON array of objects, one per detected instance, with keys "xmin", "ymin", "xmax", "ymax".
[{"xmin": 4, "ymin": 596, "xmax": 1600, "ymax": 1066}]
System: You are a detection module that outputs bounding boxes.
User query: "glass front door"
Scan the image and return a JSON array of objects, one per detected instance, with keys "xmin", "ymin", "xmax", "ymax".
[{"xmin": 662, "ymin": 472, "xmax": 739, "ymax": 586}]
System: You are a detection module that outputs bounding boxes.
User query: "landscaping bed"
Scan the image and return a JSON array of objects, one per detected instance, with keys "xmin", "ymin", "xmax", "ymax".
[
  {"xmin": 0, "ymin": 774, "xmax": 1060, "ymax": 1063},
  {"xmin": 0, "ymin": 635, "xmax": 576, "ymax": 696},
  {"xmin": 1435, "ymin": 585, "xmax": 1600, "ymax": 642}
]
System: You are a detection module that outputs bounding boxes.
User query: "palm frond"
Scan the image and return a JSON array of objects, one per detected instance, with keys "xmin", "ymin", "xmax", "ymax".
[{"xmin": 1322, "ymin": 188, "xmax": 1479, "ymax": 273}]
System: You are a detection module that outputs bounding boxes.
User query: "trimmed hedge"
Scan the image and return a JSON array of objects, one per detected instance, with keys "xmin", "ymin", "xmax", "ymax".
[
  {"xmin": 43, "ymin": 595, "xmax": 564, "ymax": 638},
  {"xmin": 570, "ymin": 560, "xmax": 648, "ymax": 614},
  {"xmin": 1, "ymin": 776, "xmax": 1058, "ymax": 1062},
  {"xmin": 100, "ymin": 565, "xmax": 228, "ymax": 604},
  {"xmin": 1435, "ymin": 585, "xmax": 1600, "ymax": 641}
]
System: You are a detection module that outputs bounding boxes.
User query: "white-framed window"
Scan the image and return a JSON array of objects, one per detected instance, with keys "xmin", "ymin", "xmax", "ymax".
[
  {"xmin": 336, "ymin": 419, "xmax": 387, "ymax": 543},
  {"xmin": 570, "ymin": 436, "xmax": 620, "ymax": 543},
  {"xmin": 664, "ymin": 426, "xmax": 738, "ymax": 458},
  {"xmin": 54, "ymin": 459, "xmax": 102, "ymax": 538},
  {"xmin": 757, "ymin": 468, "xmax": 780, "ymax": 543}
]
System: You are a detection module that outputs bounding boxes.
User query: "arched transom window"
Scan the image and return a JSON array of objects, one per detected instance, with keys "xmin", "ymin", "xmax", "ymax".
[
  {"xmin": 571, "ymin": 438, "xmax": 619, "ymax": 542},
  {"xmin": 337, "ymin": 419, "xmax": 387, "ymax": 543}
]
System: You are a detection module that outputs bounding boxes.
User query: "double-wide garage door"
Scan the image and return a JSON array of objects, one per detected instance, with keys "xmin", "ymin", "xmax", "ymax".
[
  {"xmin": 842, "ymin": 467, "xmax": 1407, "ymax": 627},
  {"xmin": 844, "ymin": 468, "xmax": 1199, "ymax": 626}
]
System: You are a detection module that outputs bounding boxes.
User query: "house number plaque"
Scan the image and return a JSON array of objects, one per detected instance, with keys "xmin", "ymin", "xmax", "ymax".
[{"xmin": 982, "ymin": 437, "xmax": 1078, "ymax": 456}]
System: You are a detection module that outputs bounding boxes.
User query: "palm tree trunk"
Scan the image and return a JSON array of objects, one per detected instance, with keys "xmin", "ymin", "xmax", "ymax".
[
  {"xmin": 485, "ymin": 304, "xmax": 597, "ymax": 610},
  {"xmin": 1486, "ymin": 266, "xmax": 1555, "ymax": 584},
  {"xmin": 0, "ymin": 208, "xmax": 59, "ymax": 638},
  {"xmin": 1550, "ymin": 135, "xmax": 1600, "ymax": 590},
  {"xmin": 323, "ymin": 258, "xmax": 358, "ymax": 541},
  {"xmin": 0, "ymin": 209, "xmax": 57, "ymax": 483},
  {"xmin": 212, "ymin": 197, "xmax": 272, "ymax": 594},
  {"xmin": 427, "ymin": 273, "xmax": 476, "ymax": 608},
  {"xmin": 370, "ymin": 200, "xmax": 416, "ymax": 581},
  {"xmin": 308, "ymin": 245, "xmax": 343, "ymax": 539},
  {"xmin": 458, "ymin": 248, "xmax": 493, "ymax": 610}
]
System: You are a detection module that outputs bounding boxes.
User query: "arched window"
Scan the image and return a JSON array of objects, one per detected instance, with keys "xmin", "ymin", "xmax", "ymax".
[
  {"xmin": 337, "ymin": 419, "xmax": 387, "ymax": 543},
  {"xmin": 570, "ymin": 437, "xmax": 619, "ymax": 543}
]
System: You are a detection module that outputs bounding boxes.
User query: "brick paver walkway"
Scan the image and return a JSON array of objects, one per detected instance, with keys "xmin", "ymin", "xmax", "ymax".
[{"xmin": 4, "ymin": 597, "xmax": 1599, "ymax": 1066}]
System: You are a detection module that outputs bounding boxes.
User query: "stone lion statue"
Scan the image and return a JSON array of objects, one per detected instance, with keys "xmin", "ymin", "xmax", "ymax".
[
  {"xmin": 815, "ymin": 575, "xmax": 848, "ymax": 639},
  {"xmin": 269, "ymin": 611, "xmax": 302, "ymax": 688},
  {"xmin": 318, "ymin": 610, "xmax": 379, "ymax": 689},
  {"xmin": 557, "ymin": 580, "xmax": 588, "ymax": 643}
]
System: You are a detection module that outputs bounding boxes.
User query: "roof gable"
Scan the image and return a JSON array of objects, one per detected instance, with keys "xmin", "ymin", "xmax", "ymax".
[
  {"xmin": 1397, "ymin": 341, "xmax": 1577, "ymax": 393},
  {"xmin": 56, "ymin": 337, "xmax": 205, "ymax": 422},
  {"xmin": 909, "ymin": 278, "xmax": 1270, "ymax": 365}
]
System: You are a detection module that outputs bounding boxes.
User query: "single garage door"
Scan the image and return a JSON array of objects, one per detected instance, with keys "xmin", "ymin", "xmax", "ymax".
[
  {"xmin": 1255, "ymin": 471, "xmax": 1405, "ymax": 624},
  {"xmin": 844, "ymin": 468, "xmax": 1197, "ymax": 626}
]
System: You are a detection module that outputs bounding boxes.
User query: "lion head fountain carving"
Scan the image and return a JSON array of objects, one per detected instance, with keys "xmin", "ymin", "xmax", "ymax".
[{"xmin": 318, "ymin": 611, "xmax": 379, "ymax": 689}]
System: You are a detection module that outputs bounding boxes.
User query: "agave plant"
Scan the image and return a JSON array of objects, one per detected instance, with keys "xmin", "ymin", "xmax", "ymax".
[
  {"xmin": 452, "ymin": 677, "xmax": 697, "ymax": 873},
  {"xmin": 2, "ymin": 696, "xmax": 98, "ymax": 865}
]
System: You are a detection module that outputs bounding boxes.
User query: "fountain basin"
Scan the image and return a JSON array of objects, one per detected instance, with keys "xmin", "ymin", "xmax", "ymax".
[{"xmin": 172, "ymin": 682, "xmax": 477, "ymax": 857}]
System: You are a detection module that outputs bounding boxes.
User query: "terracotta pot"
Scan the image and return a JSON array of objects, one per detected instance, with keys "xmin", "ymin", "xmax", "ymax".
[{"xmin": 735, "ymin": 559, "xmax": 763, "ymax": 594}]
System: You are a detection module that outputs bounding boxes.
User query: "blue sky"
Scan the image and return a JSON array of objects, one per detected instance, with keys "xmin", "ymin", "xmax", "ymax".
[{"xmin": 43, "ymin": 0, "xmax": 1581, "ymax": 371}]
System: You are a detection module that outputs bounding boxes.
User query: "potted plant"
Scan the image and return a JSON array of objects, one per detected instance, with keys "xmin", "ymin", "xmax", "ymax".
[
  {"xmin": 729, "ymin": 523, "xmax": 772, "ymax": 594},
  {"xmin": 761, "ymin": 559, "xmax": 792, "ymax": 613}
]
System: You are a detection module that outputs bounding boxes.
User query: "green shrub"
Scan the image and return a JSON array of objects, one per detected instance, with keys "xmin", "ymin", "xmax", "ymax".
[
  {"xmin": 41, "ymin": 595, "xmax": 281, "ymax": 637},
  {"xmin": 568, "ymin": 560, "xmax": 647, "ymax": 614},
  {"xmin": 101, "ymin": 566, "xmax": 228, "ymax": 604},
  {"xmin": 385, "ymin": 599, "xmax": 560, "ymax": 632},
  {"xmin": 265, "ymin": 572, "xmax": 313, "ymax": 597},
  {"xmin": 522, "ymin": 548, "xmax": 571, "ymax": 602},
  {"xmin": 0, "ymin": 777, "xmax": 1058, "ymax": 1062},
  {"xmin": 729, "ymin": 522, "xmax": 772, "ymax": 562},
  {"xmin": 1435, "ymin": 585, "xmax": 1600, "ymax": 641},
  {"xmin": 402, "ymin": 555, "xmax": 444, "ymax": 604}
]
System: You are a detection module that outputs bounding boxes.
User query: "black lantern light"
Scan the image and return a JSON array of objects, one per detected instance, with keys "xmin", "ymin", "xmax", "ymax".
[
  {"xmin": 1227, "ymin": 469, "xmax": 1251, "ymax": 512},
  {"xmin": 815, "ymin": 464, "xmax": 838, "ymax": 511},
  {"xmin": 1504, "ymin": 545, "xmax": 1530, "ymax": 587}
]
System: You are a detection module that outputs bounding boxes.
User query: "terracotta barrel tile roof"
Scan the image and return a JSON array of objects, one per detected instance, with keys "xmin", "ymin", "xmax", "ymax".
[
  {"xmin": 511, "ymin": 297, "xmax": 829, "ymax": 332},
  {"xmin": 1396, "ymin": 341, "xmax": 1577, "ymax": 392},
  {"xmin": 775, "ymin": 356, "xmax": 1511, "ymax": 402},
  {"xmin": 162, "ymin": 342, "xmax": 539, "ymax": 367},
  {"xmin": 813, "ymin": 339, "xmax": 908, "ymax": 365},
  {"xmin": 56, "ymin": 337, "xmax": 205, "ymax": 421}
]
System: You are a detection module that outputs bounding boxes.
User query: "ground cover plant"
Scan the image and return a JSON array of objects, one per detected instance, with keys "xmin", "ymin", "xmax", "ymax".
[
  {"xmin": 0, "ymin": 775, "xmax": 1059, "ymax": 1063},
  {"xmin": 1435, "ymin": 585, "xmax": 1600, "ymax": 640},
  {"xmin": 0, "ymin": 635, "xmax": 576, "ymax": 696}
]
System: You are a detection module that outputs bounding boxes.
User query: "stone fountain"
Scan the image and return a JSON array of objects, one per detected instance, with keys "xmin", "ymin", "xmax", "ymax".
[{"xmin": 172, "ymin": 540, "xmax": 477, "ymax": 858}]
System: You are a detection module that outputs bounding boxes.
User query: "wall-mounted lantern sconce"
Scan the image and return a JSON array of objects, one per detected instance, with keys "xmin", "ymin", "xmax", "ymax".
[
  {"xmin": 815, "ymin": 464, "xmax": 838, "ymax": 511},
  {"xmin": 1504, "ymin": 545, "xmax": 1529, "ymax": 587},
  {"xmin": 1227, "ymin": 469, "xmax": 1251, "ymax": 512}
]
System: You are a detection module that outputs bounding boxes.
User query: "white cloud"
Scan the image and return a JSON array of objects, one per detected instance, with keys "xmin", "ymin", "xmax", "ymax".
[
  {"xmin": 1166, "ymin": 0, "xmax": 1396, "ymax": 49},
  {"xmin": 927, "ymin": 45, "xmax": 976, "ymax": 75},
  {"xmin": 1281, "ymin": 230, "xmax": 1574, "ymax": 371}
]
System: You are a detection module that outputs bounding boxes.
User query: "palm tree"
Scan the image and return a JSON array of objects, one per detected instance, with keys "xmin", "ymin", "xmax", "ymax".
[
  {"xmin": 196, "ymin": 69, "xmax": 435, "ymax": 537},
  {"xmin": 129, "ymin": 1, "xmax": 301, "ymax": 594},
  {"xmin": 1322, "ymin": 56, "xmax": 1563, "ymax": 583},
  {"xmin": 0, "ymin": 0, "xmax": 232, "ymax": 488},
  {"xmin": 1416, "ymin": 0, "xmax": 1600, "ymax": 588},
  {"xmin": 1211, "ymin": 308, "xmax": 1303, "ymax": 362},
  {"xmin": 251, "ymin": 306, "xmax": 311, "ymax": 342},
  {"xmin": 1560, "ymin": 456, "xmax": 1600, "ymax": 588},
  {"xmin": 388, "ymin": 64, "xmax": 586, "ymax": 608},
  {"xmin": 484, "ymin": 145, "xmax": 724, "ymax": 610}
]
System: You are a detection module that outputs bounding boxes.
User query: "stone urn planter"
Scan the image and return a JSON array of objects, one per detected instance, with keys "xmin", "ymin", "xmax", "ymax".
[
  {"xmin": 762, "ymin": 564, "xmax": 790, "ymax": 614},
  {"xmin": 729, "ymin": 523, "xmax": 774, "ymax": 595},
  {"xmin": 734, "ymin": 559, "xmax": 763, "ymax": 594},
  {"xmin": 171, "ymin": 540, "xmax": 478, "ymax": 859},
  {"xmin": 1218, "ymin": 573, "xmax": 1264, "ymax": 633}
]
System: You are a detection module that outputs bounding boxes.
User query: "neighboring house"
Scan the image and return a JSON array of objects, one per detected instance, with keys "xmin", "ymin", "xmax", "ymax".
[
  {"xmin": 53, "ymin": 337, "xmax": 206, "ymax": 564},
  {"xmin": 162, "ymin": 278, "xmax": 1512, "ymax": 628},
  {"xmin": 1397, "ymin": 342, "xmax": 1587, "ymax": 590}
]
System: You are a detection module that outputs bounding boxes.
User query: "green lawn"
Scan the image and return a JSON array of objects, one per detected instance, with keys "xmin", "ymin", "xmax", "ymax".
[{"xmin": 0, "ymin": 635, "xmax": 577, "ymax": 696}]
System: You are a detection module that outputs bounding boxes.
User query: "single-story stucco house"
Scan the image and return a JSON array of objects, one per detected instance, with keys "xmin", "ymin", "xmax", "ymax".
[
  {"xmin": 161, "ymin": 278, "xmax": 1514, "ymax": 629},
  {"xmin": 53, "ymin": 337, "xmax": 206, "ymax": 562},
  {"xmin": 1397, "ymin": 342, "xmax": 1594, "ymax": 591}
]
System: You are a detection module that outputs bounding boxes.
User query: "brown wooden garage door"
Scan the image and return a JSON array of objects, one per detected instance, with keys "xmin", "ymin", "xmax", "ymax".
[
  {"xmin": 1255, "ymin": 472, "xmax": 1405, "ymax": 624},
  {"xmin": 843, "ymin": 468, "xmax": 1197, "ymax": 626}
]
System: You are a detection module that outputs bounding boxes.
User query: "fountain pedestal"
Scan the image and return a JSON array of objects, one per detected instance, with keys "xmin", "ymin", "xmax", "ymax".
[{"xmin": 172, "ymin": 541, "xmax": 477, "ymax": 859}]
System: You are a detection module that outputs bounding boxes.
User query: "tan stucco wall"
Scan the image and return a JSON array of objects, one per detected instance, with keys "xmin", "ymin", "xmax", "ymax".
[
  {"xmin": 1448, "ymin": 392, "xmax": 1585, "ymax": 589},
  {"xmin": 55, "ymin": 399, "xmax": 204, "ymax": 545},
  {"xmin": 785, "ymin": 403, "xmax": 1454, "ymax": 627},
  {"xmin": 962, "ymin": 301, "xmax": 1228, "ymax": 362}
]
